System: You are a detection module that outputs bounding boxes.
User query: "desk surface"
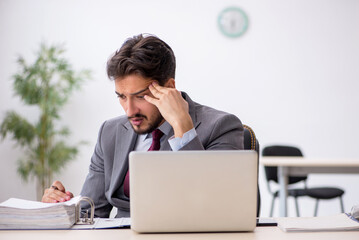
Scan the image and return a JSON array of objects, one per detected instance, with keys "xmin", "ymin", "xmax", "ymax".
[
  {"xmin": 1, "ymin": 227, "xmax": 359, "ymax": 240},
  {"xmin": 260, "ymin": 157, "xmax": 359, "ymax": 167}
]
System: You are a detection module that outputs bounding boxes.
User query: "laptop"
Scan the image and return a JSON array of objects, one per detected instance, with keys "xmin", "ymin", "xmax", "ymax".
[{"xmin": 129, "ymin": 150, "xmax": 258, "ymax": 233}]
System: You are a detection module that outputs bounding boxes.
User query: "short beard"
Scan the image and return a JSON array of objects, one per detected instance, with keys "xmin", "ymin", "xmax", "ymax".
[{"xmin": 129, "ymin": 113, "xmax": 164, "ymax": 134}]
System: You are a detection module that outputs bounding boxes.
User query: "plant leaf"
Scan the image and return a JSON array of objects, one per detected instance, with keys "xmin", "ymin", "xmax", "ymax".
[
  {"xmin": 48, "ymin": 141, "xmax": 78, "ymax": 173},
  {"xmin": 0, "ymin": 111, "xmax": 36, "ymax": 146}
]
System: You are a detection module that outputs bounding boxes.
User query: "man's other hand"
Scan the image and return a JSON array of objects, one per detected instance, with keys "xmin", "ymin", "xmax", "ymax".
[{"xmin": 41, "ymin": 180, "xmax": 74, "ymax": 203}]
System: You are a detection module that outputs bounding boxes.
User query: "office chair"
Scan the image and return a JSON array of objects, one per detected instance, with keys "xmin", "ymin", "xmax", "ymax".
[
  {"xmin": 262, "ymin": 145, "xmax": 345, "ymax": 217},
  {"xmin": 243, "ymin": 125, "xmax": 261, "ymax": 217}
]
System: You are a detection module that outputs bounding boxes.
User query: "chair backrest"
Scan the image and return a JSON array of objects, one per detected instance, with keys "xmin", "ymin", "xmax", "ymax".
[
  {"xmin": 262, "ymin": 145, "xmax": 307, "ymax": 184},
  {"xmin": 243, "ymin": 124, "xmax": 260, "ymax": 217},
  {"xmin": 243, "ymin": 125, "xmax": 260, "ymax": 152}
]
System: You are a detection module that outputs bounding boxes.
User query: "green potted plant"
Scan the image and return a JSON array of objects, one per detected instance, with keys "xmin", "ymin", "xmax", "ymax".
[{"xmin": 0, "ymin": 43, "xmax": 91, "ymax": 200}]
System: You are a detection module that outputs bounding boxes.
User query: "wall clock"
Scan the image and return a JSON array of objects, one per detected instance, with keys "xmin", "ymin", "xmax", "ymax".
[{"xmin": 218, "ymin": 7, "xmax": 248, "ymax": 38}]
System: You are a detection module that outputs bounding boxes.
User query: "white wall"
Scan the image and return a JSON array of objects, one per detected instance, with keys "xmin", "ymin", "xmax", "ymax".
[{"xmin": 1, "ymin": 0, "xmax": 359, "ymax": 217}]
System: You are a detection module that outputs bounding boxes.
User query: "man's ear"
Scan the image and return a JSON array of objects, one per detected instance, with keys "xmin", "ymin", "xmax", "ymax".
[{"xmin": 165, "ymin": 78, "xmax": 176, "ymax": 88}]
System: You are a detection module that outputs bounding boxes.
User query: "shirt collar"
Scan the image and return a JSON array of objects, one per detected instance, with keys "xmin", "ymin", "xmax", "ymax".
[{"xmin": 139, "ymin": 121, "xmax": 171, "ymax": 141}]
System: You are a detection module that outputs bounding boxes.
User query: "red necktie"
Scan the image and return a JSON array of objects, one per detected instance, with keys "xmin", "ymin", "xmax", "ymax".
[{"xmin": 123, "ymin": 129, "xmax": 164, "ymax": 197}]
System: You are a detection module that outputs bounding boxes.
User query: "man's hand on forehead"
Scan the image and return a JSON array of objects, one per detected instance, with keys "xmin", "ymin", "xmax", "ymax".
[{"xmin": 144, "ymin": 82, "xmax": 193, "ymax": 138}]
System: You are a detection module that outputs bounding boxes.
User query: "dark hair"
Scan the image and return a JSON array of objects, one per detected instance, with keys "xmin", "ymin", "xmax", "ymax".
[{"xmin": 106, "ymin": 34, "xmax": 176, "ymax": 85}]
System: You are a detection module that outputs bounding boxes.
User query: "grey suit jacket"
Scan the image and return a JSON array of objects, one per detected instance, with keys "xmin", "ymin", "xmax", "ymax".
[{"xmin": 80, "ymin": 92, "xmax": 244, "ymax": 218}]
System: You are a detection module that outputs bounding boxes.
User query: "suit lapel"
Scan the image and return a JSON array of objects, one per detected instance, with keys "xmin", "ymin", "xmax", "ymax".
[{"xmin": 110, "ymin": 121, "xmax": 137, "ymax": 194}]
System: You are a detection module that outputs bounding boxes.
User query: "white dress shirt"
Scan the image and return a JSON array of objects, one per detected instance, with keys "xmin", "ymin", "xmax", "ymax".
[{"xmin": 133, "ymin": 121, "xmax": 197, "ymax": 151}]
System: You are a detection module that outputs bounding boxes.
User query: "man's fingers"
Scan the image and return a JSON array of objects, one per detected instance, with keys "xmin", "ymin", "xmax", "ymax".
[
  {"xmin": 42, "ymin": 196, "xmax": 58, "ymax": 203},
  {"xmin": 51, "ymin": 180, "xmax": 65, "ymax": 192},
  {"xmin": 66, "ymin": 191, "xmax": 74, "ymax": 200},
  {"xmin": 42, "ymin": 190, "xmax": 68, "ymax": 203},
  {"xmin": 51, "ymin": 189, "xmax": 68, "ymax": 202},
  {"xmin": 148, "ymin": 83, "xmax": 163, "ymax": 98},
  {"xmin": 41, "ymin": 180, "xmax": 72, "ymax": 203},
  {"xmin": 42, "ymin": 189, "xmax": 55, "ymax": 203},
  {"xmin": 151, "ymin": 81, "xmax": 166, "ymax": 90},
  {"xmin": 144, "ymin": 95, "xmax": 158, "ymax": 105}
]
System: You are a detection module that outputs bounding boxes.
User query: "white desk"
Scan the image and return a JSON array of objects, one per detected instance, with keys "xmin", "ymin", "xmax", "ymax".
[
  {"xmin": 1, "ymin": 227, "xmax": 359, "ymax": 240},
  {"xmin": 260, "ymin": 157, "xmax": 359, "ymax": 217}
]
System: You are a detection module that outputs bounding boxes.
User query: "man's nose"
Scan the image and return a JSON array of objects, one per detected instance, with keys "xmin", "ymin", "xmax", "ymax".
[{"xmin": 126, "ymin": 99, "xmax": 139, "ymax": 117}]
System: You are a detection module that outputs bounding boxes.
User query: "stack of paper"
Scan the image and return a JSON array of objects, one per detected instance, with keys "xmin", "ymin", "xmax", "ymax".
[
  {"xmin": 0, "ymin": 196, "xmax": 81, "ymax": 229},
  {"xmin": 276, "ymin": 213, "xmax": 359, "ymax": 232}
]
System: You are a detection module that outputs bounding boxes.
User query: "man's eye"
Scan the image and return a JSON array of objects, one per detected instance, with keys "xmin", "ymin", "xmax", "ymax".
[
  {"xmin": 117, "ymin": 95, "xmax": 126, "ymax": 100},
  {"xmin": 137, "ymin": 95, "xmax": 145, "ymax": 99}
]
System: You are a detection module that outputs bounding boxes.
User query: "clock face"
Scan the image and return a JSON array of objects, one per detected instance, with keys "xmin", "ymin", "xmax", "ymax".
[{"xmin": 218, "ymin": 7, "xmax": 248, "ymax": 38}]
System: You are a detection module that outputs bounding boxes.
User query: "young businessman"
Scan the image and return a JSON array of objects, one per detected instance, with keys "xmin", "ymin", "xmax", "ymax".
[{"xmin": 41, "ymin": 34, "xmax": 244, "ymax": 217}]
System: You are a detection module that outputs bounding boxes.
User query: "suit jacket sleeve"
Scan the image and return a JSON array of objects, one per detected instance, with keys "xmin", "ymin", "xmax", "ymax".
[
  {"xmin": 80, "ymin": 121, "xmax": 113, "ymax": 218},
  {"xmin": 180, "ymin": 113, "xmax": 244, "ymax": 151}
]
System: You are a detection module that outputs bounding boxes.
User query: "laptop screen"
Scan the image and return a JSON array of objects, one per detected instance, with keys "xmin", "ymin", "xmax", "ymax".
[{"xmin": 129, "ymin": 150, "xmax": 258, "ymax": 233}]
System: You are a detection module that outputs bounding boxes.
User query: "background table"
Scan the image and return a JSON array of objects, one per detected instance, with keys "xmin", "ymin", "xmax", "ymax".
[{"xmin": 260, "ymin": 157, "xmax": 359, "ymax": 217}]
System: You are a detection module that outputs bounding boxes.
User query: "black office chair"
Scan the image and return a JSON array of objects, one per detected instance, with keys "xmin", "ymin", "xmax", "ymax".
[
  {"xmin": 243, "ymin": 125, "xmax": 260, "ymax": 217},
  {"xmin": 262, "ymin": 145, "xmax": 345, "ymax": 217}
]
